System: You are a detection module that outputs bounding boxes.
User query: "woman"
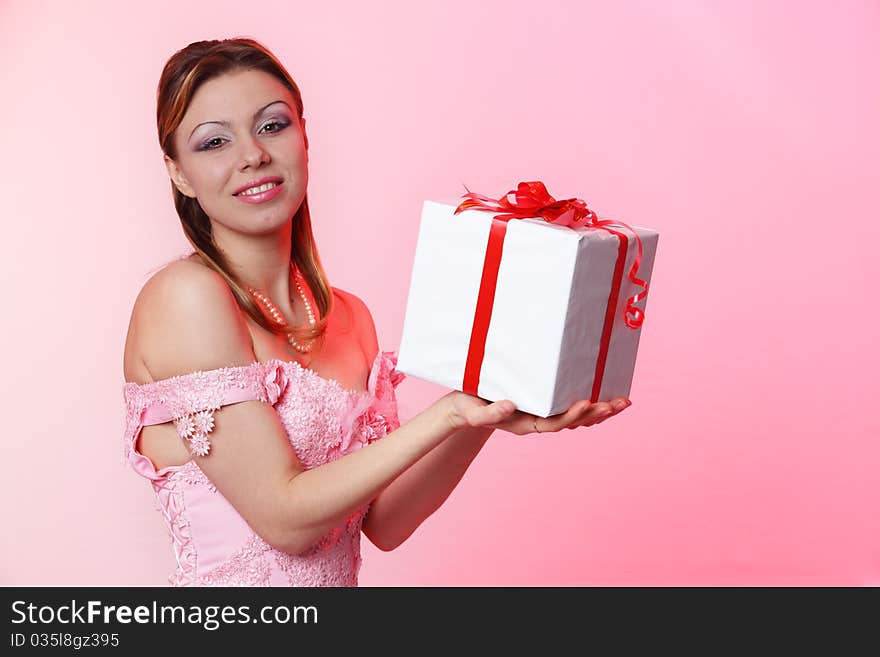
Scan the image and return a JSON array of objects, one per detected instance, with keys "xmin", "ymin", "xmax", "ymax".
[{"xmin": 122, "ymin": 37, "xmax": 631, "ymax": 586}]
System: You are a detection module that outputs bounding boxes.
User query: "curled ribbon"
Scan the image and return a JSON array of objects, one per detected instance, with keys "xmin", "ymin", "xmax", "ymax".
[{"xmin": 454, "ymin": 181, "xmax": 648, "ymax": 328}]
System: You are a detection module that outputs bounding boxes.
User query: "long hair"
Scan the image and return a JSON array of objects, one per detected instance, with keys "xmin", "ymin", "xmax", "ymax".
[{"xmin": 156, "ymin": 37, "xmax": 337, "ymax": 344}]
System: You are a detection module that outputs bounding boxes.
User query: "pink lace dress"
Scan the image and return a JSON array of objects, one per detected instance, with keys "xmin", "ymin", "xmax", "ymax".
[{"xmin": 122, "ymin": 350, "xmax": 405, "ymax": 587}]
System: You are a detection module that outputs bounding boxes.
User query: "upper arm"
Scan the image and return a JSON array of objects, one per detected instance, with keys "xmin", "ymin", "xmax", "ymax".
[{"xmin": 134, "ymin": 261, "xmax": 306, "ymax": 550}]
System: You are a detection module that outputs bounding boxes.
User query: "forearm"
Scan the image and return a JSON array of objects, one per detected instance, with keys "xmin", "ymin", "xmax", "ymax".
[
  {"xmin": 362, "ymin": 425, "xmax": 495, "ymax": 551},
  {"xmin": 275, "ymin": 397, "xmax": 456, "ymax": 553}
]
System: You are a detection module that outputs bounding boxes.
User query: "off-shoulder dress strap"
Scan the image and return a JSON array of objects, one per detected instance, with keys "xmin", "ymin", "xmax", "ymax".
[{"xmin": 123, "ymin": 359, "xmax": 288, "ymax": 461}]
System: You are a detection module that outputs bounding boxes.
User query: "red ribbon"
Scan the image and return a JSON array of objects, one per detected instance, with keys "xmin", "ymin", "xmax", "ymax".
[{"xmin": 453, "ymin": 181, "xmax": 649, "ymax": 403}]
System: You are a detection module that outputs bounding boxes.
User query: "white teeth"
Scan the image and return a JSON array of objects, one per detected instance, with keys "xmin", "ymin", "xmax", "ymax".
[{"xmin": 238, "ymin": 181, "xmax": 279, "ymax": 196}]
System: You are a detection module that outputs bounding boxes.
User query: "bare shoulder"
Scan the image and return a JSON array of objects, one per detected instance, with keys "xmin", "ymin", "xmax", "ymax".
[
  {"xmin": 134, "ymin": 258, "xmax": 231, "ymax": 326},
  {"xmin": 330, "ymin": 286, "xmax": 378, "ymax": 359},
  {"xmin": 130, "ymin": 258, "xmax": 256, "ymax": 382}
]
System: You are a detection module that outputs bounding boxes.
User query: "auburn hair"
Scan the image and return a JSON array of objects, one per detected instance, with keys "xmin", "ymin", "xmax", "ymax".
[{"xmin": 156, "ymin": 37, "xmax": 341, "ymax": 344}]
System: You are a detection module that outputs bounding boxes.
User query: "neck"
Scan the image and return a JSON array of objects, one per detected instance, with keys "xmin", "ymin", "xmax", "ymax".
[{"xmin": 212, "ymin": 220, "xmax": 295, "ymax": 310}]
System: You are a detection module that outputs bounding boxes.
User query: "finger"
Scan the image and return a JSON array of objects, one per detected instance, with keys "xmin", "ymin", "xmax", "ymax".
[
  {"xmin": 591, "ymin": 399, "xmax": 631, "ymax": 426},
  {"xmin": 474, "ymin": 399, "xmax": 516, "ymax": 425},
  {"xmin": 581, "ymin": 401, "xmax": 615, "ymax": 425},
  {"xmin": 564, "ymin": 400, "xmax": 595, "ymax": 429},
  {"xmin": 542, "ymin": 400, "xmax": 591, "ymax": 432},
  {"xmin": 611, "ymin": 397, "xmax": 630, "ymax": 411}
]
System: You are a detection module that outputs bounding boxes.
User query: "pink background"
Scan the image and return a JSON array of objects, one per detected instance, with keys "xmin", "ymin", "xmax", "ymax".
[{"xmin": 1, "ymin": 0, "xmax": 877, "ymax": 586}]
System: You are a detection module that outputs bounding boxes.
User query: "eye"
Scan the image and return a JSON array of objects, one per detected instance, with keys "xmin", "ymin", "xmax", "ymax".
[
  {"xmin": 201, "ymin": 136, "xmax": 225, "ymax": 150},
  {"xmin": 261, "ymin": 119, "xmax": 288, "ymax": 133}
]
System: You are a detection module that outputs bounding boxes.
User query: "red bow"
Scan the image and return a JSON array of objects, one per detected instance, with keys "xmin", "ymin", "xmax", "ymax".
[
  {"xmin": 454, "ymin": 181, "xmax": 597, "ymax": 227},
  {"xmin": 453, "ymin": 181, "xmax": 648, "ymax": 329}
]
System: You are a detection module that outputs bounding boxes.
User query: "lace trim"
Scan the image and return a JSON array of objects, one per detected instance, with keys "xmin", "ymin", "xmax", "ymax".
[
  {"xmin": 193, "ymin": 533, "xmax": 275, "ymax": 587},
  {"xmin": 178, "ymin": 461, "xmax": 217, "ymax": 492},
  {"xmin": 185, "ymin": 511, "xmax": 369, "ymax": 587},
  {"xmin": 150, "ymin": 475, "xmax": 197, "ymax": 586}
]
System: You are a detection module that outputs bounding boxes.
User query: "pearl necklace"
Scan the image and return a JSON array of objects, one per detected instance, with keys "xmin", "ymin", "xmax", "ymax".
[{"xmin": 246, "ymin": 262, "xmax": 316, "ymax": 353}]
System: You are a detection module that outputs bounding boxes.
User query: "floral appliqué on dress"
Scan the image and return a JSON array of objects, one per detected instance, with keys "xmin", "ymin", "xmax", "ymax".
[{"xmin": 170, "ymin": 362, "xmax": 289, "ymax": 456}]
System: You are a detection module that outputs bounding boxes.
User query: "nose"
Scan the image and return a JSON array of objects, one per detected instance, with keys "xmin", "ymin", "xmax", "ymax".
[{"xmin": 238, "ymin": 134, "xmax": 270, "ymax": 169}]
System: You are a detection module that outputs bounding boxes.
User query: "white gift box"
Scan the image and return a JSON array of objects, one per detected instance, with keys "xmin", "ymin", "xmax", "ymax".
[{"xmin": 396, "ymin": 199, "xmax": 660, "ymax": 417}]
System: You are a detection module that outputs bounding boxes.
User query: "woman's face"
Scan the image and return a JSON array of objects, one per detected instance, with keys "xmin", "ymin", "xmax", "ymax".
[{"xmin": 165, "ymin": 68, "xmax": 308, "ymax": 237}]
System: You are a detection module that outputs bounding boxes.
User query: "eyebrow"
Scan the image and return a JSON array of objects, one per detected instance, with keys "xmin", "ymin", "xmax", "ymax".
[{"xmin": 188, "ymin": 100, "xmax": 292, "ymax": 139}]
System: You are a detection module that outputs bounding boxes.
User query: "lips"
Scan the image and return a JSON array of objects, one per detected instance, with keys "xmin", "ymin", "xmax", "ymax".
[{"xmin": 233, "ymin": 176, "xmax": 283, "ymax": 196}]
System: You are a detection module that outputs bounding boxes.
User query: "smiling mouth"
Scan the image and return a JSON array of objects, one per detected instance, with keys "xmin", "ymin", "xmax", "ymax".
[{"xmin": 234, "ymin": 181, "xmax": 283, "ymax": 196}]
